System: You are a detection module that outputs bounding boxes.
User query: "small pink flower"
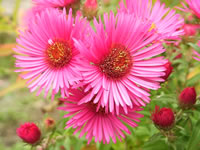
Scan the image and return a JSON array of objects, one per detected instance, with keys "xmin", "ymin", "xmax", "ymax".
[
  {"xmin": 24, "ymin": 0, "xmax": 78, "ymax": 25},
  {"xmin": 151, "ymin": 106, "xmax": 175, "ymax": 130},
  {"xmin": 44, "ymin": 117, "xmax": 56, "ymax": 129},
  {"xmin": 179, "ymin": 87, "xmax": 197, "ymax": 109},
  {"xmin": 185, "ymin": 0, "xmax": 200, "ymax": 18},
  {"xmin": 119, "ymin": 0, "xmax": 184, "ymax": 41},
  {"xmin": 82, "ymin": 0, "xmax": 98, "ymax": 20},
  {"xmin": 84, "ymin": 0, "xmax": 97, "ymax": 8},
  {"xmin": 58, "ymin": 88, "xmax": 143, "ymax": 144},
  {"xmin": 74, "ymin": 11, "xmax": 167, "ymax": 113},
  {"xmin": 33, "ymin": 0, "xmax": 75, "ymax": 8},
  {"xmin": 14, "ymin": 9, "xmax": 88, "ymax": 99},
  {"xmin": 17, "ymin": 122, "xmax": 41, "ymax": 144}
]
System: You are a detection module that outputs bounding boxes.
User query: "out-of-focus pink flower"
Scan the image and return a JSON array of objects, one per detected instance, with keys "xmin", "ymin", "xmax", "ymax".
[
  {"xmin": 44, "ymin": 117, "xmax": 55, "ymax": 129},
  {"xmin": 74, "ymin": 11, "xmax": 167, "ymax": 113},
  {"xmin": 23, "ymin": 0, "xmax": 79, "ymax": 26},
  {"xmin": 58, "ymin": 88, "xmax": 143, "ymax": 144},
  {"xmin": 185, "ymin": 0, "xmax": 200, "ymax": 18},
  {"xmin": 82, "ymin": 0, "xmax": 98, "ymax": 20},
  {"xmin": 103, "ymin": 0, "xmax": 111, "ymax": 5},
  {"xmin": 151, "ymin": 106, "xmax": 175, "ymax": 130},
  {"xmin": 183, "ymin": 24, "xmax": 200, "ymax": 36},
  {"xmin": 33, "ymin": 0, "xmax": 75, "ymax": 8},
  {"xmin": 188, "ymin": 14, "xmax": 194, "ymax": 22},
  {"xmin": 14, "ymin": 9, "xmax": 88, "ymax": 99},
  {"xmin": 17, "ymin": 122, "xmax": 41, "ymax": 144},
  {"xmin": 179, "ymin": 87, "xmax": 197, "ymax": 109},
  {"xmin": 119, "ymin": 0, "xmax": 184, "ymax": 41}
]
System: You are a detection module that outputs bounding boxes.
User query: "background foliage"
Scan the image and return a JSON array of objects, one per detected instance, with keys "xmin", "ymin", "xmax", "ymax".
[{"xmin": 1, "ymin": 0, "xmax": 200, "ymax": 150}]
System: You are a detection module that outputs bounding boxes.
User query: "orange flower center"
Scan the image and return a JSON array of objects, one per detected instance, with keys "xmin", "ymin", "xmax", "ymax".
[
  {"xmin": 99, "ymin": 44, "xmax": 132, "ymax": 78},
  {"xmin": 46, "ymin": 40, "xmax": 72, "ymax": 68}
]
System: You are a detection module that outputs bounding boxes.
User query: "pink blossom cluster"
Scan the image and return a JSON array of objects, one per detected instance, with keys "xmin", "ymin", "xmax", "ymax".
[{"xmin": 14, "ymin": 0, "xmax": 184, "ymax": 144}]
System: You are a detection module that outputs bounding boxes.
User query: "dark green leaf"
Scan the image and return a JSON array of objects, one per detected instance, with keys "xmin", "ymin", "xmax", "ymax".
[{"xmin": 187, "ymin": 119, "xmax": 200, "ymax": 150}]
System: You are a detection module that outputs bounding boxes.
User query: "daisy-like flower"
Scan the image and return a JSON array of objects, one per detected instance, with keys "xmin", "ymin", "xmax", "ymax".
[
  {"xmin": 178, "ymin": 0, "xmax": 200, "ymax": 19},
  {"xmin": 74, "ymin": 12, "xmax": 167, "ymax": 113},
  {"xmin": 23, "ymin": 0, "xmax": 80, "ymax": 26},
  {"xmin": 14, "ymin": 8, "xmax": 88, "ymax": 99},
  {"xmin": 33, "ymin": 0, "xmax": 75, "ymax": 8},
  {"xmin": 193, "ymin": 41, "xmax": 200, "ymax": 61},
  {"xmin": 58, "ymin": 88, "xmax": 143, "ymax": 144},
  {"xmin": 119, "ymin": 0, "xmax": 184, "ymax": 41},
  {"xmin": 186, "ymin": 0, "xmax": 200, "ymax": 18}
]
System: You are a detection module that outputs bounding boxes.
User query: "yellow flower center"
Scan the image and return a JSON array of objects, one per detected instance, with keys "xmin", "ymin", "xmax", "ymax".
[
  {"xmin": 46, "ymin": 40, "xmax": 72, "ymax": 68},
  {"xmin": 99, "ymin": 44, "xmax": 132, "ymax": 79}
]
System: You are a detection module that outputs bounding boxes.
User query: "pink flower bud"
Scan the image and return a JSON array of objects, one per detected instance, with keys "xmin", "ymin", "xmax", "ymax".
[
  {"xmin": 17, "ymin": 122, "xmax": 41, "ymax": 144},
  {"xmin": 103, "ymin": 0, "xmax": 111, "ymax": 5},
  {"xmin": 44, "ymin": 117, "xmax": 55, "ymax": 129},
  {"xmin": 82, "ymin": 0, "xmax": 98, "ymax": 20},
  {"xmin": 162, "ymin": 61, "xmax": 173, "ymax": 80},
  {"xmin": 179, "ymin": 87, "xmax": 197, "ymax": 109},
  {"xmin": 151, "ymin": 106, "xmax": 175, "ymax": 130},
  {"xmin": 183, "ymin": 24, "xmax": 200, "ymax": 36},
  {"xmin": 174, "ymin": 53, "xmax": 182, "ymax": 60}
]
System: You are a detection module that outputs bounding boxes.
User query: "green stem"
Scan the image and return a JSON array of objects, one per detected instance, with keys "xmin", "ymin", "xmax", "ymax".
[
  {"xmin": 44, "ymin": 120, "xmax": 62, "ymax": 149},
  {"xmin": 45, "ymin": 127, "xmax": 57, "ymax": 149},
  {"xmin": 176, "ymin": 109, "xmax": 183, "ymax": 121},
  {"xmin": 12, "ymin": 0, "xmax": 21, "ymax": 26},
  {"xmin": 30, "ymin": 146, "xmax": 34, "ymax": 150}
]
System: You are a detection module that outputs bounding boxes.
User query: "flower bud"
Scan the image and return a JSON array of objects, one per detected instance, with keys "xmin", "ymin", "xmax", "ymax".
[
  {"xmin": 174, "ymin": 53, "xmax": 182, "ymax": 60},
  {"xmin": 82, "ymin": 0, "xmax": 98, "ymax": 20},
  {"xmin": 103, "ymin": 0, "xmax": 111, "ymax": 5},
  {"xmin": 162, "ymin": 61, "xmax": 173, "ymax": 81},
  {"xmin": 179, "ymin": 87, "xmax": 197, "ymax": 109},
  {"xmin": 183, "ymin": 24, "xmax": 198, "ymax": 36},
  {"xmin": 44, "ymin": 117, "xmax": 55, "ymax": 130},
  {"xmin": 151, "ymin": 106, "xmax": 175, "ymax": 130},
  {"xmin": 17, "ymin": 122, "xmax": 41, "ymax": 144}
]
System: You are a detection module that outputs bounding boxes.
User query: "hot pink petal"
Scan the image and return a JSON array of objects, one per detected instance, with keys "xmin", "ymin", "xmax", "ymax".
[
  {"xmin": 58, "ymin": 88, "xmax": 144, "ymax": 144},
  {"xmin": 73, "ymin": 12, "xmax": 167, "ymax": 113},
  {"xmin": 14, "ymin": 8, "xmax": 88, "ymax": 99}
]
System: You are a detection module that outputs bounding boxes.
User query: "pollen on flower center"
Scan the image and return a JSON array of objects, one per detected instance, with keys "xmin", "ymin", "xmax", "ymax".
[
  {"xmin": 149, "ymin": 23, "xmax": 157, "ymax": 32},
  {"xmin": 99, "ymin": 44, "xmax": 132, "ymax": 79},
  {"xmin": 46, "ymin": 40, "xmax": 72, "ymax": 68}
]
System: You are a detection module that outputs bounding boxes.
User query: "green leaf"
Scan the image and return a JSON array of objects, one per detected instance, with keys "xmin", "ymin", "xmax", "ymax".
[
  {"xmin": 187, "ymin": 119, "xmax": 200, "ymax": 150},
  {"xmin": 98, "ymin": 143, "xmax": 112, "ymax": 150},
  {"xmin": 142, "ymin": 134, "xmax": 170, "ymax": 150},
  {"xmin": 186, "ymin": 74, "xmax": 200, "ymax": 86},
  {"xmin": 188, "ymin": 43, "xmax": 200, "ymax": 53}
]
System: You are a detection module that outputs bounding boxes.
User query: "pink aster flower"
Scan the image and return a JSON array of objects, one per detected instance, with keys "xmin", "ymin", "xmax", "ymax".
[
  {"xmin": 14, "ymin": 8, "xmax": 88, "ymax": 99},
  {"xmin": 193, "ymin": 41, "xmax": 200, "ymax": 61},
  {"xmin": 32, "ymin": 0, "xmax": 75, "ymax": 8},
  {"xmin": 119, "ymin": 0, "xmax": 184, "ymax": 41},
  {"xmin": 23, "ymin": 0, "xmax": 80, "ymax": 27},
  {"xmin": 58, "ymin": 88, "xmax": 143, "ymax": 144},
  {"xmin": 178, "ymin": 0, "xmax": 200, "ymax": 18},
  {"xmin": 74, "ymin": 12, "xmax": 167, "ymax": 113},
  {"xmin": 186, "ymin": 0, "xmax": 200, "ymax": 18}
]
